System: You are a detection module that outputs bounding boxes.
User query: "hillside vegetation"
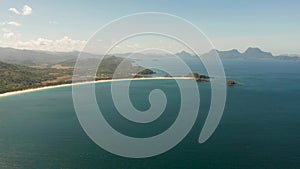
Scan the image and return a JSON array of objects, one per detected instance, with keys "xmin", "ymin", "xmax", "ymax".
[
  {"xmin": 0, "ymin": 62, "xmax": 57, "ymax": 93},
  {"xmin": 0, "ymin": 55, "xmax": 151, "ymax": 94}
]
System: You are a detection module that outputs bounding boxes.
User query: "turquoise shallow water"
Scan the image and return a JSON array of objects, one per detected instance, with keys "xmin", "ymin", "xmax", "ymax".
[{"xmin": 0, "ymin": 58, "xmax": 300, "ymax": 169}]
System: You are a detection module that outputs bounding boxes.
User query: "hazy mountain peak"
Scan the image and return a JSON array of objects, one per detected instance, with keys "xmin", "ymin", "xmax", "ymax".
[
  {"xmin": 176, "ymin": 50, "xmax": 192, "ymax": 55},
  {"xmin": 244, "ymin": 47, "xmax": 273, "ymax": 58},
  {"xmin": 245, "ymin": 47, "xmax": 263, "ymax": 52},
  {"xmin": 175, "ymin": 50, "xmax": 194, "ymax": 57},
  {"xmin": 216, "ymin": 49, "xmax": 242, "ymax": 58},
  {"xmin": 228, "ymin": 49, "xmax": 241, "ymax": 53}
]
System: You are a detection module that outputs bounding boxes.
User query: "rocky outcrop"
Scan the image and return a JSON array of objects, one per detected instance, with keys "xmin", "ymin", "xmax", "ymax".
[
  {"xmin": 138, "ymin": 69, "xmax": 156, "ymax": 75},
  {"xmin": 185, "ymin": 73, "xmax": 209, "ymax": 82},
  {"xmin": 227, "ymin": 80, "xmax": 241, "ymax": 86}
]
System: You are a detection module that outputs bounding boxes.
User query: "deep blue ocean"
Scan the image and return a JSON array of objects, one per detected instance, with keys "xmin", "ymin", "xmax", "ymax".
[{"xmin": 0, "ymin": 58, "xmax": 300, "ymax": 169}]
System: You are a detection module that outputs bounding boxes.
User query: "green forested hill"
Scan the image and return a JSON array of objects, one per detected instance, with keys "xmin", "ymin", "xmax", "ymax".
[
  {"xmin": 0, "ymin": 48, "xmax": 154, "ymax": 94},
  {"xmin": 0, "ymin": 61, "xmax": 57, "ymax": 93},
  {"xmin": 0, "ymin": 55, "xmax": 153, "ymax": 94}
]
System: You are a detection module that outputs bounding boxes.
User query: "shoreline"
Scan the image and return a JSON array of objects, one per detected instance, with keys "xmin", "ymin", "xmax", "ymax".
[{"xmin": 0, "ymin": 76, "xmax": 194, "ymax": 98}]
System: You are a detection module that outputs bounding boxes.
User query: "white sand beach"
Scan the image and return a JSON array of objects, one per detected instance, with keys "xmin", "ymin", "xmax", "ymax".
[{"xmin": 0, "ymin": 76, "xmax": 194, "ymax": 98}]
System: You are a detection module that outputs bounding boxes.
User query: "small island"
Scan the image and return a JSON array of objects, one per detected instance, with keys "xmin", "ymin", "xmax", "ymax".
[{"xmin": 227, "ymin": 80, "xmax": 241, "ymax": 86}]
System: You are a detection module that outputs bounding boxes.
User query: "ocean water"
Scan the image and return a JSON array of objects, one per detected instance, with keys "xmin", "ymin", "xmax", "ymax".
[{"xmin": 0, "ymin": 58, "xmax": 300, "ymax": 169}]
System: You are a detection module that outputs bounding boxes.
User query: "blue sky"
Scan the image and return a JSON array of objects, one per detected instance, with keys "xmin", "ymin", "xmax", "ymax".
[{"xmin": 0, "ymin": 0, "xmax": 299, "ymax": 54}]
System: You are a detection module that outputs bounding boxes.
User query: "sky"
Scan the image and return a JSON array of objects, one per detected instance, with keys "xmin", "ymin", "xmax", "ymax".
[{"xmin": 0, "ymin": 0, "xmax": 299, "ymax": 55}]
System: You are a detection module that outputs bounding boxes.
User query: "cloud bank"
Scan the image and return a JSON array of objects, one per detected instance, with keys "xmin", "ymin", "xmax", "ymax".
[{"xmin": 0, "ymin": 36, "xmax": 87, "ymax": 52}]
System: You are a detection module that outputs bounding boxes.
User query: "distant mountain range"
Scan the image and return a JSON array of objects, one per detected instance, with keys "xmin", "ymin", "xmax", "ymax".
[
  {"xmin": 0, "ymin": 46, "xmax": 298, "ymax": 93},
  {"xmin": 180, "ymin": 47, "xmax": 300, "ymax": 61},
  {"xmin": 0, "ymin": 47, "xmax": 299, "ymax": 68},
  {"xmin": 216, "ymin": 47, "xmax": 273, "ymax": 58},
  {"xmin": 116, "ymin": 47, "xmax": 300, "ymax": 61},
  {"xmin": 0, "ymin": 47, "xmax": 99, "ymax": 66}
]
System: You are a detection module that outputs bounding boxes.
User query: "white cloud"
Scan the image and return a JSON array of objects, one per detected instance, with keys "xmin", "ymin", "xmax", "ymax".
[
  {"xmin": 22, "ymin": 5, "xmax": 32, "ymax": 15},
  {"xmin": 125, "ymin": 43, "xmax": 140, "ymax": 49},
  {"xmin": 7, "ymin": 21, "xmax": 21, "ymax": 27},
  {"xmin": 3, "ymin": 32, "xmax": 16, "ymax": 39},
  {"xmin": 48, "ymin": 20, "xmax": 58, "ymax": 25},
  {"xmin": 0, "ymin": 21, "xmax": 22, "ymax": 27},
  {"xmin": 2, "ymin": 29, "xmax": 20, "ymax": 40},
  {"xmin": 1, "ymin": 28, "xmax": 11, "ymax": 33},
  {"xmin": 8, "ymin": 8, "xmax": 20, "ymax": 15},
  {"xmin": 0, "ymin": 36, "xmax": 87, "ymax": 52},
  {"xmin": 8, "ymin": 5, "xmax": 32, "ymax": 16}
]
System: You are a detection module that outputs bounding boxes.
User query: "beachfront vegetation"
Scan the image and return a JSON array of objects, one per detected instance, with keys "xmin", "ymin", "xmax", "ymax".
[
  {"xmin": 0, "ymin": 62, "xmax": 55, "ymax": 93},
  {"xmin": 0, "ymin": 55, "xmax": 152, "ymax": 94}
]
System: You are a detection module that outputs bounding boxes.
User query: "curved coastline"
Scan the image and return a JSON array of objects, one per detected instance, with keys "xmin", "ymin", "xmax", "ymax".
[{"xmin": 0, "ymin": 77, "xmax": 194, "ymax": 98}]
